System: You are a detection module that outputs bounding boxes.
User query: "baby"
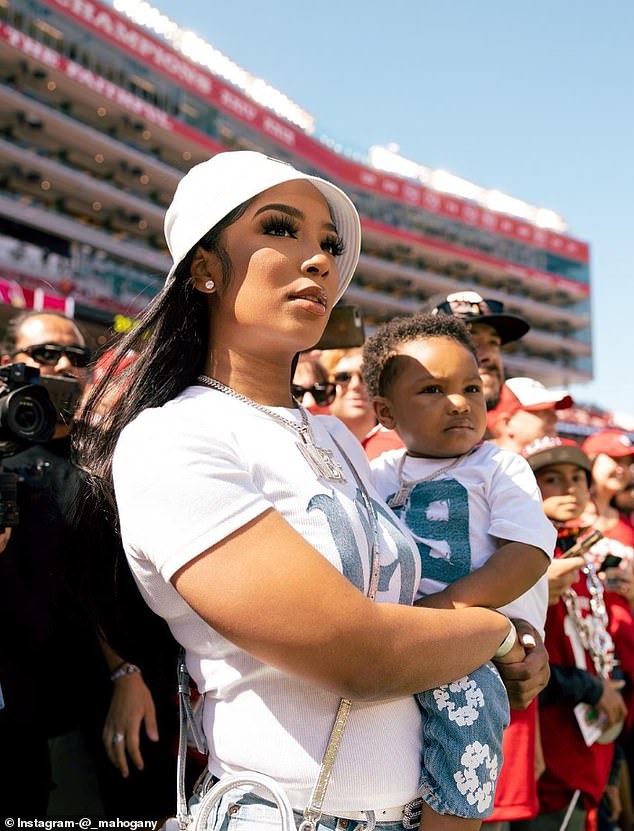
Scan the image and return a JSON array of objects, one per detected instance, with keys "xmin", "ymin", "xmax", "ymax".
[{"xmin": 363, "ymin": 313, "xmax": 556, "ymax": 831}]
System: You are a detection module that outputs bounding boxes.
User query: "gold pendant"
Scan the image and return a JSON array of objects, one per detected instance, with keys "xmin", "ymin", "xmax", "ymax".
[{"xmin": 296, "ymin": 440, "xmax": 347, "ymax": 483}]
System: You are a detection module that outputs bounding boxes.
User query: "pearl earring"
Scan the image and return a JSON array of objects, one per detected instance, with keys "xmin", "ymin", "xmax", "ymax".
[{"xmin": 204, "ymin": 279, "xmax": 215, "ymax": 291}]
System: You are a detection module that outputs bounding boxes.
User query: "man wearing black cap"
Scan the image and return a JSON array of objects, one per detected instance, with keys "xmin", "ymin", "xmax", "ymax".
[{"xmin": 422, "ymin": 290, "xmax": 530, "ymax": 410}]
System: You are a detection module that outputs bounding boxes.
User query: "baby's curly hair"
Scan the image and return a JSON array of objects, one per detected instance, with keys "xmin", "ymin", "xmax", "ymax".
[{"xmin": 362, "ymin": 313, "xmax": 477, "ymax": 398}]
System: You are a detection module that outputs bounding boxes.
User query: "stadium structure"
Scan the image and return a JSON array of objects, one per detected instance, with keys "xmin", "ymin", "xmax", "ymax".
[{"xmin": 0, "ymin": 0, "xmax": 592, "ymax": 386}]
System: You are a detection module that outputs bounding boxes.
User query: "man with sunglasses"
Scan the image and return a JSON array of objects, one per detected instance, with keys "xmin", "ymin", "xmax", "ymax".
[
  {"xmin": 0, "ymin": 311, "xmax": 98, "ymax": 816},
  {"xmin": 322, "ymin": 347, "xmax": 379, "ymax": 445},
  {"xmin": 6, "ymin": 311, "xmax": 90, "ymax": 437},
  {"xmin": 292, "ymin": 353, "xmax": 337, "ymax": 415},
  {"xmin": 1, "ymin": 311, "xmax": 183, "ymax": 819}
]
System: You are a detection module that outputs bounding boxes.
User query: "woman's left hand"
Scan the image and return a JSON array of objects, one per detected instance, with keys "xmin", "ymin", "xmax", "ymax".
[
  {"xmin": 102, "ymin": 672, "xmax": 159, "ymax": 777},
  {"xmin": 494, "ymin": 619, "xmax": 550, "ymax": 709}
]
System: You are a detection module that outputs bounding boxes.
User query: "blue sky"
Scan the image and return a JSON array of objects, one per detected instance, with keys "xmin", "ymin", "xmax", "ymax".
[{"xmin": 128, "ymin": 1, "xmax": 634, "ymax": 418}]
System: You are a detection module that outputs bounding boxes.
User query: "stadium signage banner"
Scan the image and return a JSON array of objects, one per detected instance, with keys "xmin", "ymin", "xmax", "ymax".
[
  {"xmin": 48, "ymin": 0, "xmax": 213, "ymax": 96},
  {"xmin": 0, "ymin": 22, "xmax": 228, "ymax": 154},
  {"xmin": 0, "ymin": 276, "xmax": 75, "ymax": 315},
  {"xmin": 21, "ymin": 1, "xmax": 590, "ymax": 266}
]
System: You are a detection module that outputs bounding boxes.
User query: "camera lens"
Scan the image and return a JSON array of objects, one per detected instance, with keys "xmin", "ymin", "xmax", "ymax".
[
  {"xmin": 0, "ymin": 386, "xmax": 56, "ymax": 443},
  {"xmin": 13, "ymin": 400, "xmax": 42, "ymax": 433}
]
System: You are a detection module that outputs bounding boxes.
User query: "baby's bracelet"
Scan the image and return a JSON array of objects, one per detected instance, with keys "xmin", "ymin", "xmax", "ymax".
[
  {"xmin": 110, "ymin": 662, "xmax": 141, "ymax": 682},
  {"xmin": 494, "ymin": 619, "xmax": 518, "ymax": 659}
]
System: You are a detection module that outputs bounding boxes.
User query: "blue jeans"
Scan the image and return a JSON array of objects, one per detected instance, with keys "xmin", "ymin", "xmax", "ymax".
[
  {"xmin": 190, "ymin": 781, "xmax": 409, "ymax": 831},
  {"xmin": 416, "ymin": 662, "xmax": 510, "ymax": 818}
]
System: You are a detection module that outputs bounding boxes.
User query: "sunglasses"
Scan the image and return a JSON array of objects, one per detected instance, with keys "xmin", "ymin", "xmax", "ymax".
[
  {"xmin": 333, "ymin": 371, "xmax": 364, "ymax": 386},
  {"xmin": 292, "ymin": 382, "xmax": 336, "ymax": 406},
  {"xmin": 14, "ymin": 343, "xmax": 92, "ymax": 368}
]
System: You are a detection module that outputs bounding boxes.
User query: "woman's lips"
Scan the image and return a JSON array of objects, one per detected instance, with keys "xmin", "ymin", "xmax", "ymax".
[{"xmin": 289, "ymin": 288, "xmax": 327, "ymax": 315}]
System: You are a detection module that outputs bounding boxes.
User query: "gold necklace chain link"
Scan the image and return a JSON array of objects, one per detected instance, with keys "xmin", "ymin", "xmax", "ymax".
[{"xmin": 196, "ymin": 374, "xmax": 347, "ymax": 483}]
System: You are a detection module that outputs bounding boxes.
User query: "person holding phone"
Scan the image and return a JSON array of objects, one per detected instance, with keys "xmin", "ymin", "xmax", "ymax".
[
  {"xmin": 521, "ymin": 436, "xmax": 634, "ymax": 831},
  {"xmin": 580, "ymin": 430, "xmax": 634, "ymax": 608}
]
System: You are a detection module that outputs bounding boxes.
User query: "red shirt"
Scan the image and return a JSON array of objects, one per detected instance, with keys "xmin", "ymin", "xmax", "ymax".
[
  {"xmin": 486, "ymin": 702, "xmax": 540, "ymax": 821},
  {"xmin": 538, "ymin": 567, "xmax": 615, "ymax": 813},
  {"xmin": 362, "ymin": 425, "xmax": 404, "ymax": 460}
]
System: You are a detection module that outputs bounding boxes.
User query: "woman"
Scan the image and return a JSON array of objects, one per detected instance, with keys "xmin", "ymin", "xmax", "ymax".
[
  {"xmin": 292, "ymin": 352, "xmax": 335, "ymax": 415},
  {"xmin": 76, "ymin": 151, "xmax": 545, "ymax": 827}
]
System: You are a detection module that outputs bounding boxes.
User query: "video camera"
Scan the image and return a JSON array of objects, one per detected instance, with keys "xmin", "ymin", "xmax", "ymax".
[{"xmin": 0, "ymin": 363, "xmax": 82, "ymax": 529}]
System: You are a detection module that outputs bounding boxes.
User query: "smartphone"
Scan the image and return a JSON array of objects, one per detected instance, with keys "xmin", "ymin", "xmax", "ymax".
[
  {"xmin": 562, "ymin": 529, "xmax": 603, "ymax": 558},
  {"xmin": 600, "ymin": 554, "xmax": 623, "ymax": 571},
  {"xmin": 604, "ymin": 567, "xmax": 625, "ymax": 592},
  {"xmin": 313, "ymin": 305, "xmax": 365, "ymax": 350}
]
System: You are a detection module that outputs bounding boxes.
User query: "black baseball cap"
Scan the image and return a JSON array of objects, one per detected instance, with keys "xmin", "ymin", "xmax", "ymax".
[{"xmin": 421, "ymin": 290, "xmax": 530, "ymax": 345}]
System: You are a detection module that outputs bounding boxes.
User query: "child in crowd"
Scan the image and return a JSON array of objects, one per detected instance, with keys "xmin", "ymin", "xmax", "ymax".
[
  {"xmin": 363, "ymin": 314, "xmax": 555, "ymax": 831},
  {"xmin": 522, "ymin": 436, "xmax": 634, "ymax": 831}
]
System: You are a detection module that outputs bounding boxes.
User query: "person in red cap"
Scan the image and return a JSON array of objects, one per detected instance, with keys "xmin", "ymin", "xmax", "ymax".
[
  {"xmin": 580, "ymin": 429, "xmax": 634, "ymax": 607},
  {"xmin": 490, "ymin": 377, "xmax": 573, "ymax": 454},
  {"xmin": 481, "ymin": 376, "xmax": 571, "ymax": 827},
  {"xmin": 521, "ymin": 436, "xmax": 634, "ymax": 831}
]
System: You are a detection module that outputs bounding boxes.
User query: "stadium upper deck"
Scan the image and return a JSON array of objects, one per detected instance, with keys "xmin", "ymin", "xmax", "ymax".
[{"xmin": 0, "ymin": 0, "xmax": 592, "ymax": 383}]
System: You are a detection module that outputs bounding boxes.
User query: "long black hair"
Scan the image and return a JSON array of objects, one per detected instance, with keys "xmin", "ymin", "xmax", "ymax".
[{"xmin": 73, "ymin": 199, "xmax": 251, "ymax": 523}]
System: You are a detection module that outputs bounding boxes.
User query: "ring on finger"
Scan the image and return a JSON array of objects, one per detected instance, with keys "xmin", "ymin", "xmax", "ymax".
[{"xmin": 112, "ymin": 732, "xmax": 125, "ymax": 746}]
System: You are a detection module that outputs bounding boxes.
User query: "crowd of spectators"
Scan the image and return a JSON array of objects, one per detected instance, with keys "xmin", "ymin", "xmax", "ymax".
[{"xmin": 1, "ymin": 203, "xmax": 633, "ymax": 831}]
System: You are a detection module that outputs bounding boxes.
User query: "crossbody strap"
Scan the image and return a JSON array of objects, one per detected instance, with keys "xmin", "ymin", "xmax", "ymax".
[
  {"xmin": 299, "ymin": 435, "xmax": 383, "ymax": 830},
  {"xmin": 177, "ymin": 433, "xmax": 383, "ymax": 829}
]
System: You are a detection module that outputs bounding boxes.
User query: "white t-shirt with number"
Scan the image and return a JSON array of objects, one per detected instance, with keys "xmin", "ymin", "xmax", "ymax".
[
  {"xmin": 370, "ymin": 442, "xmax": 556, "ymax": 636},
  {"xmin": 113, "ymin": 385, "xmax": 423, "ymax": 812}
]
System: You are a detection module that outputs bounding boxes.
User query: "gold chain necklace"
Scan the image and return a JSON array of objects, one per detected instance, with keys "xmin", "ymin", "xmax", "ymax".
[{"xmin": 196, "ymin": 374, "xmax": 347, "ymax": 483}]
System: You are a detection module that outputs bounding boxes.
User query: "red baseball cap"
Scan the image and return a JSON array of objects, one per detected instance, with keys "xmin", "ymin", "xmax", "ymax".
[
  {"xmin": 582, "ymin": 429, "xmax": 634, "ymax": 459},
  {"xmin": 496, "ymin": 376, "xmax": 573, "ymax": 416}
]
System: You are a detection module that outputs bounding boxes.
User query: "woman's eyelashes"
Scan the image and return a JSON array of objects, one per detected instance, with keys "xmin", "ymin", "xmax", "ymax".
[
  {"xmin": 261, "ymin": 213, "xmax": 298, "ymax": 238},
  {"xmin": 260, "ymin": 213, "xmax": 345, "ymax": 256},
  {"xmin": 322, "ymin": 233, "xmax": 346, "ymax": 257}
]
